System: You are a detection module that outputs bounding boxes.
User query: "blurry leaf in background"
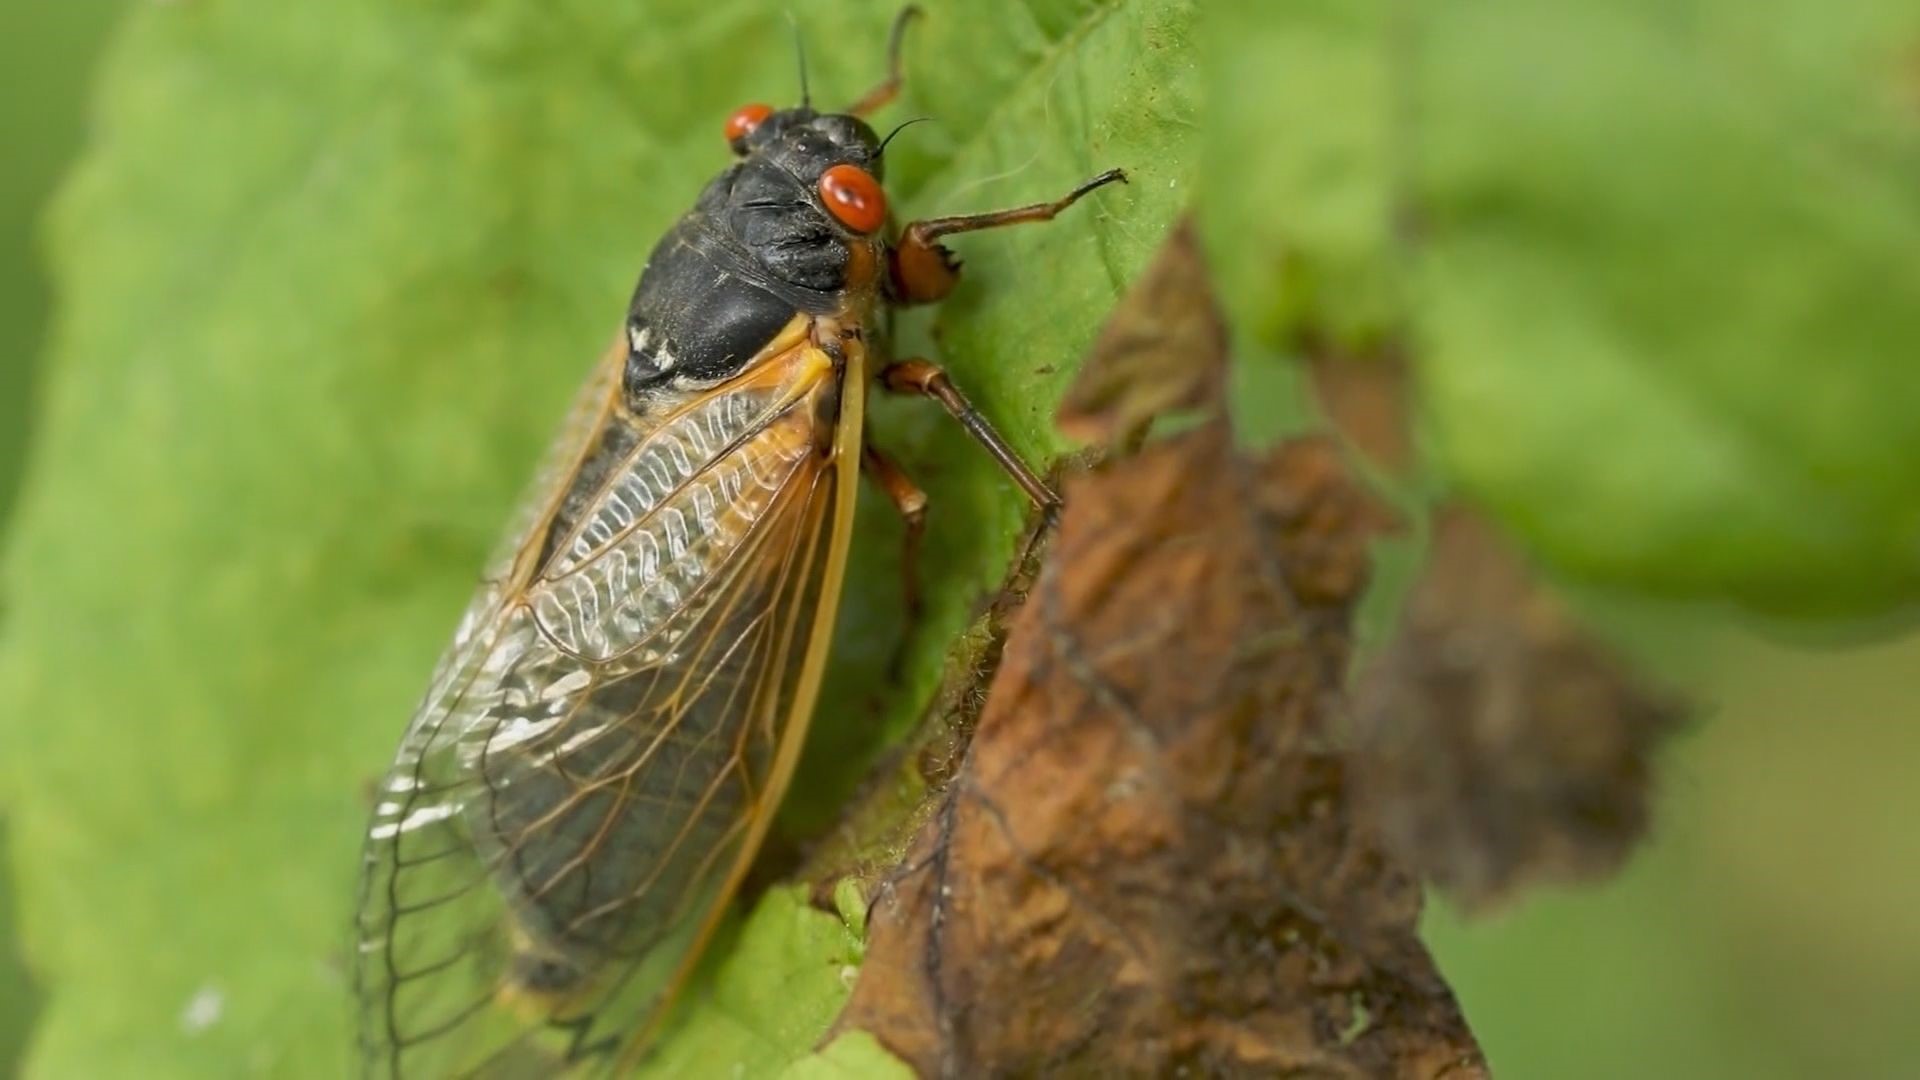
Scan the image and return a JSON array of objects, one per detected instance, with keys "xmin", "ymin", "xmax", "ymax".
[
  {"xmin": 0, "ymin": 817, "xmax": 38, "ymax": 1076},
  {"xmin": 0, "ymin": 0, "xmax": 1193, "ymax": 1075},
  {"xmin": 1307, "ymin": 351, "xmax": 1688, "ymax": 909},
  {"xmin": 0, "ymin": 1, "xmax": 124, "ymax": 536},
  {"xmin": 1426, "ymin": 630, "xmax": 1920, "ymax": 1079},
  {"xmin": 1205, "ymin": 0, "xmax": 1920, "ymax": 624},
  {"xmin": 0, "ymin": 2, "xmax": 127, "ymax": 1073},
  {"xmin": 1353, "ymin": 504, "xmax": 1686, "ymax": 909},
  {"xmin": 1201, "ymin": 2, "xmax": 1920, "ymax": 1074}
]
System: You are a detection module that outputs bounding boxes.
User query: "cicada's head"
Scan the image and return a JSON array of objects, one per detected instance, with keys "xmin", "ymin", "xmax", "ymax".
[
  {"xmin": 714, "ymin": 103, "xmax": 891, "ymax": 295},
  {"xmin": 620, "ymin": 101, "xmax": 899, "ymax": 395},
  {"xmin": 621, "ymin": 12, "xmax": 931, "ymax": 397}
]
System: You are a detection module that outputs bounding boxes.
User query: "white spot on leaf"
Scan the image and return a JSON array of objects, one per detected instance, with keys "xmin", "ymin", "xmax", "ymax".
[{"xmin": 180, "ymin": 984, "xmax": 225, "ymax": 1035}]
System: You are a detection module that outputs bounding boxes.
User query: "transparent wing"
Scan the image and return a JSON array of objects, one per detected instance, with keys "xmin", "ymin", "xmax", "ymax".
[
  {"xmin": 425, "ymin": 338, "xmax": 626, "ymax": 684},
  {"xmin": 353, "ymin": 334, "xmax": 860, "ymax": 1078}
]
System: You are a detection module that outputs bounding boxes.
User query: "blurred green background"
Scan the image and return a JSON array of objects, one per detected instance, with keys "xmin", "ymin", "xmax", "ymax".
[
  {"xmin": 2, "ymin": 2, "xmax": 1916, "ymax": 1078},
  {"xmin": 1, "ymin": 3, "xmax": 127, "ymax": 1074}
]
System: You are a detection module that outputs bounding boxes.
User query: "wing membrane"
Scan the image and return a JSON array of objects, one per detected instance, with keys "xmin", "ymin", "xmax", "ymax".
[{"xmin": 354, "ymin": 330, "xmax": 860, "ymax": 1077}]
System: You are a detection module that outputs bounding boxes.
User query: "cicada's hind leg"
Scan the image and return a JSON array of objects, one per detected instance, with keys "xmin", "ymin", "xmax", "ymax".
[{"xmin": 860, "ymin": 441, "xmax": 931, "ymax": 678}]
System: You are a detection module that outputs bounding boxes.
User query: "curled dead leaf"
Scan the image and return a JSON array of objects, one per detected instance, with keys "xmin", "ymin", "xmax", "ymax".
[
  {"xmin": 1300, "ymin": 324, "xmax": 1685, "ymax": 910},
  {"xmin": 1055, "ymin": 217, "xmax": 1227, "ymax": 449},
  {"xmin": 835, "ymin": 426, "xmax": 1484, "ymax": 1077},
  {"xmin": 1304, "ymin": 343, "xmax": 1416, "ymax": 476},
  {"xmin": 1352, "ymin": 505, "xmax": 1687, "ymax": 909}
]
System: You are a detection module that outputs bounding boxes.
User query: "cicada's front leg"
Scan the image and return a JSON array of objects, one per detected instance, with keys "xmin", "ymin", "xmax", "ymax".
[{"xmin": 886, "ymin": 168, "xmax": 1127, "ymax": 305}]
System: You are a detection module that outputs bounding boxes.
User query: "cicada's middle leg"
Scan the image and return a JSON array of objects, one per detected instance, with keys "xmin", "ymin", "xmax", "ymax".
[{"xmin": 876, "ymin": 358, "xmax": 1058, "ymax": 513}]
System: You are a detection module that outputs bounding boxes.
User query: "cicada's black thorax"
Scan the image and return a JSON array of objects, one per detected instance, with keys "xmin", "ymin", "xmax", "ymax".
[{"xmin": 623, "ymin": 108, "xmax": 884, "ymax": 401}]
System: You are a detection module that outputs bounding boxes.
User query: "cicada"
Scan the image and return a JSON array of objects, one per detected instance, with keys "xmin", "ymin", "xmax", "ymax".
[{"xmin": 352, "ymin": 9, "xmax": 1122, "ymax": 1076}]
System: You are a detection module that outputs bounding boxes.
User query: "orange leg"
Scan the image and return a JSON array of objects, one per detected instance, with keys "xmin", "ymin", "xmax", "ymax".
[
  {"xmin": 879, "ymin": 358, "xmax": 1059, "ymax": 514},
  {"xmin": 845, "ymin": 6, "xmax": 922, "ymax": 117},
  {"xmin": 861, "ymin": 441, "xmax": 930, "ymax": 627}
]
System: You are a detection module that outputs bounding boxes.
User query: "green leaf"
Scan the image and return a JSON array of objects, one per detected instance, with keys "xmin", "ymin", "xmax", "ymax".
[
  {"xmin": 0, "ymin": 0, "xmax": 1195, "ymax": 1075},
  {"xmin": 0, "ymin": 817, "xmax": 39, "ymax": 1077},
  {"xmin": 779, "ymin": 1032, "xmax": 915, "ymax": 1080},
  {"xmin": 0, "ymin": 1, "xmax": 125, "ymax": 536},
  {"xmin": 1204, "ymin": 0, "xmax": 1920, "ymax": 622},
  {"xmin": 638, "ymin": 888, "xmax": 865, "ymax": 1077},
  {"xmin": 1200, "ymin": 0, "xmax": 1403, "ymax": 352}
]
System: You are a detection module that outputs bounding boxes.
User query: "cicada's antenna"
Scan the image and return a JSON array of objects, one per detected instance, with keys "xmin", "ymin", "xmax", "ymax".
[
  {"xmin": 787, "ymin": 12, "xmax": 812, "ymax": 109},
  {"xmin": 875, "ymin": 116, "xmax": 935, "ymax": 163}
]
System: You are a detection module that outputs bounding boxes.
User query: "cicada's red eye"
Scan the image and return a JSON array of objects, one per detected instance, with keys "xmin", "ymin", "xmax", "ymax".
[
  {"xmin": 818, "ymin": 164, "xmax": 887, "ymax": 234},
  {"xmin": 724, "ymin": 103, "xmax": 774, "ymax": 147}
]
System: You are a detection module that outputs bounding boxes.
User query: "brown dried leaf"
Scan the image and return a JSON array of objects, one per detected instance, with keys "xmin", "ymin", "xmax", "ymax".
[
  {"xmin": 1055, "ymin": 217, "xmax": 1228, "ymax": 446},
  {"xmin": 836, "ymin": 426, "xmax": 1485, "ymax": 1078},
  {"xmin": 1353, "ymin": 505, "xmax": 1688, "ymax": 910},
  {"xmin": 1305, "ymin": 344, "xmax": 1415, "ymax": 475},
  {"xmin": 801, "ymin": 529, "xmax": 1051, "ymax": 893}
]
